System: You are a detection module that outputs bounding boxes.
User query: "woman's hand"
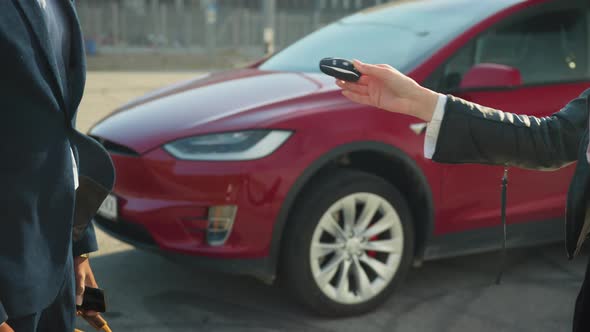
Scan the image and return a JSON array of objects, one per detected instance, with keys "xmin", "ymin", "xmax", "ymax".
[
  {"xmin": 336, "ymin": 60, "xmax": 440, "ymax": 122},
  {"xmin": 0, "ymin": 322, "xmax": 14, "ymax": 332}
]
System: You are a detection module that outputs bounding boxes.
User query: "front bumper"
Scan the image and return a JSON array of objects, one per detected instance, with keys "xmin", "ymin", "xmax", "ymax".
[
  {"xmin": 94, "ymin": 215, "xmax": 275, "ymax": 282},
  {"xmin": 97, "ymin": 142, "xmax": 301, "ymax": 260}
]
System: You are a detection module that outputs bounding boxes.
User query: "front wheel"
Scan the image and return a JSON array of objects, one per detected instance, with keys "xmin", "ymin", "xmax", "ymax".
[{"xmin": 283, "ymin": 169, "xmax": 415, "ymax": 316}]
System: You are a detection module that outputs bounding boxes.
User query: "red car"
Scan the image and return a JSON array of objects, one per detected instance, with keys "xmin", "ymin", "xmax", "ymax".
[{"xmin": 91, "ymin": 0, "xmax": 590, "ymax": 316}]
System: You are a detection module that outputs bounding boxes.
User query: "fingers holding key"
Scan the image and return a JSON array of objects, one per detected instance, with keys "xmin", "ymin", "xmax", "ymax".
[{"xmin": 335, "ymin": 80, "xmax": 369, "ymax": 96}]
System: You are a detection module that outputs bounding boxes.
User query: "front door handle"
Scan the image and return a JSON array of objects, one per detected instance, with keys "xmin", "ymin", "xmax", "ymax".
[{"xmin": 409, "ymin": 122, "xmax": 428, "ymax": 135}]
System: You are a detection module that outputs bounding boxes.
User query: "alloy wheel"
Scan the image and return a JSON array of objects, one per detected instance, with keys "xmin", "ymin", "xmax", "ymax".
[{"xmin": 309, "ymin": 193, "xmax": 404, "ymax": 304}]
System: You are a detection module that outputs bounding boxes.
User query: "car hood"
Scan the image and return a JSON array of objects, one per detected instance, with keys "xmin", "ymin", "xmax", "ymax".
[{"xmin": 90, "ymin": 69, "xmax": 338, "ymax": 154}]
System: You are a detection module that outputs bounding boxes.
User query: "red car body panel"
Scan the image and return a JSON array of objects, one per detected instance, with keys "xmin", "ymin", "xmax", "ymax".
[
  {"xmin": 90, "ymin": 0, "xmax": 589, "ymax": 277},
  {"xmin": 438, "ymin": 84, "xmax": 583, "ymax": 235}
]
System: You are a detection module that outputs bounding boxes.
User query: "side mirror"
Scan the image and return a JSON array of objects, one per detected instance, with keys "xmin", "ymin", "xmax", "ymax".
[{"xmin": 460, "ymin": 63, "xmax": 522, "ymax": 89}]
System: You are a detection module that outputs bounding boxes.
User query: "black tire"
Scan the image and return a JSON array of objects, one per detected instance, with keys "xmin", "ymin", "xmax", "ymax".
[{"xmin": 282, "ymin": 169, "xmax": 415, "ymax": 317}]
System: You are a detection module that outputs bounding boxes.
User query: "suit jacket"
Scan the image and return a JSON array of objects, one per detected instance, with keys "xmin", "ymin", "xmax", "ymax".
[
  {"xmin": 0, "ymin": 0, "xmax": 114, "ymax": 321},
  {"xmin": 432, "ymin": 88, "xmax": 590, "ymax": 259}
]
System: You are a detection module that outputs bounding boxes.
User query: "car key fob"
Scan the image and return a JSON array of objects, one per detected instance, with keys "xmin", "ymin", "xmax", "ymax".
[{"xmin": 319, "ymin": 58, "xmax": 362, "ymax": 82}]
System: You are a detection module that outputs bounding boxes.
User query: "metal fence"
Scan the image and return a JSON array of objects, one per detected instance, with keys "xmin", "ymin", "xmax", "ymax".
[{"xmin": 76, "ymin": 0, "xmax": 394, "ymax": 56}]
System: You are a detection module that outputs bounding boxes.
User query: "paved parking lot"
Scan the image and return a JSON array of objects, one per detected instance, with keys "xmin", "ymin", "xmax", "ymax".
[
  {"xmin": 86, "ymin": 236, "xmax": 587, "ymax": 332},
  {"xmin": 77, "ymin": 72, "xmax": 587, "ymax": 332}
]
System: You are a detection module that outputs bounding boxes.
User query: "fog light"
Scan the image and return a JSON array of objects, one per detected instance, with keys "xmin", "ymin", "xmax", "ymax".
[{"xmin": 207, "ymin": 205, "xmax": 237, "ymax": 246}]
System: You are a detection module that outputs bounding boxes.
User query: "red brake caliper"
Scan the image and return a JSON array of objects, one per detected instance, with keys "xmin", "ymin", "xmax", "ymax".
[{"xmin": 367, "ymin": 236, "xmax": 378, "ymax": 258}]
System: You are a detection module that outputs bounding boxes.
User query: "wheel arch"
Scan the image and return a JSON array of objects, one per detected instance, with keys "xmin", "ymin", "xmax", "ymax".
[{"xmin": 269, "ymin": 141, "xmax": 435, "ymax": 279}]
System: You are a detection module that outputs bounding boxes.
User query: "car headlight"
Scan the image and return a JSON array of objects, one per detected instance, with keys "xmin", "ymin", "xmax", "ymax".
[{"xmin": 163, "ymin": 130, "xmax": 292, "ymax": 161}]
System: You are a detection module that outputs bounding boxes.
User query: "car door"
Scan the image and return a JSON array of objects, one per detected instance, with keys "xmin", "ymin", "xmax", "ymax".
[{"xmin": 430, "ymin": 2, "xmax": 590, "ymax": 246}]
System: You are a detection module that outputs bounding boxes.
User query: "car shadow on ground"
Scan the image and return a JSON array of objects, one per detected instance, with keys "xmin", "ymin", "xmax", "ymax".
[{"xmin": 81, "ymin": 244, "xmax": 588, "ymax": 332}]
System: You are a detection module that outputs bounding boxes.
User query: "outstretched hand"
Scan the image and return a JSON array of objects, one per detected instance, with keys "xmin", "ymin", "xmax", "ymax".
[{"xmin": 336, "ymin": 60, "xmax": 440, "ymax": 122}]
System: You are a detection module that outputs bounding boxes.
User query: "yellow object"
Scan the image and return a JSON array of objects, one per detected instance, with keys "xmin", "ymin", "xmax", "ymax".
[{"xmin": 77, "ymin": 311, "xmax": 112, "ymax": 332}]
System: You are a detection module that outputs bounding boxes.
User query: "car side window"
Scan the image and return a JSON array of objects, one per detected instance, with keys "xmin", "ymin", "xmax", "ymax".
[
  {"xmin": 439, "ymin": 41, "xmax": 475, "ymax": 91},
  {"xmin": 438, "ymin": 8, "xmax": 588, "ymax": 91}
]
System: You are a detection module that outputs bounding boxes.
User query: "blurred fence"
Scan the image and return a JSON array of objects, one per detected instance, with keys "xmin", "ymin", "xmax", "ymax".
[{"xmin": 76, "ymin": 0, "xmax": 393, "ymax": 59}]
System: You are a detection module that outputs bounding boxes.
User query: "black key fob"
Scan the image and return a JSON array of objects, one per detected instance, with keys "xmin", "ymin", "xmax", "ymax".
[
  {"xmin": 319, "ymin": 58, "xmax": 362, "ymax": 82},
  {"xmin": 77, "ymin": 286, "xmax": 106, "ymax": 313}
]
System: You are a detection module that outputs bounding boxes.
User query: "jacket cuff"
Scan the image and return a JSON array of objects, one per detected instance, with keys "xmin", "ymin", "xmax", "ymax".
[
  {"xmin": 0, "ymin": 301, "xmax": 7, "ymax": 324},
  {"xmin": 431, "ymin": 94, "xmax": 467, "ymax": 163},
  {"xmin": 72, "ymin": 221, "xmax": 99, "ymax": 256},
  {"xmin": 424, "ymin": 94, "xmax": 448, "ymax": 159}
]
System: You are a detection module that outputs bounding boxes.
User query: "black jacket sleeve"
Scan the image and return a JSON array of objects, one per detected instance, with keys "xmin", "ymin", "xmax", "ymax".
[
  {"xmin": 432, "ymin": 89, "xmax": 590, "ymax": 170},
  {"xmin": 72, "ymin": 222, "xmax": 99, "ymax": 256}
]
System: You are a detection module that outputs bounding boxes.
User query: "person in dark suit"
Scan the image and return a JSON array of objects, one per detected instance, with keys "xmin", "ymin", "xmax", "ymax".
[
  {"xmin": 0, "ymin": 0, "xmax": 114, "ymax": 331},
  {"xmin": 337, "ymin": 59, "xmax": 590, "ymax": 331}
]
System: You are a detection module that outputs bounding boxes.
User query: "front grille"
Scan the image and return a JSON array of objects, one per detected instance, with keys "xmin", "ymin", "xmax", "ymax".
[
  {"xmin": 90, "ymin": 136, "xmax": 139, "ymax": 156},
  {"xmin": 94, "ymin": 215, "xmax": 156, "ymax": 247}
]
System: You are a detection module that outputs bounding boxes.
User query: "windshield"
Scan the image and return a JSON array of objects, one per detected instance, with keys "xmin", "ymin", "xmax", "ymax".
[
  {"xmin": 260, "ymin": 23, "xmax": 422, "ymax": 73},
  {"xmin": 260, "ymin": 0, "xmax": 518, "ymax": 73}
]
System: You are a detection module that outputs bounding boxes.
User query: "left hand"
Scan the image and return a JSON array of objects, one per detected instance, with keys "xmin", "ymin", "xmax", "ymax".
[{"xmin": 74, "ymin": 256, "xmax": 99, "ymax": 317}]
